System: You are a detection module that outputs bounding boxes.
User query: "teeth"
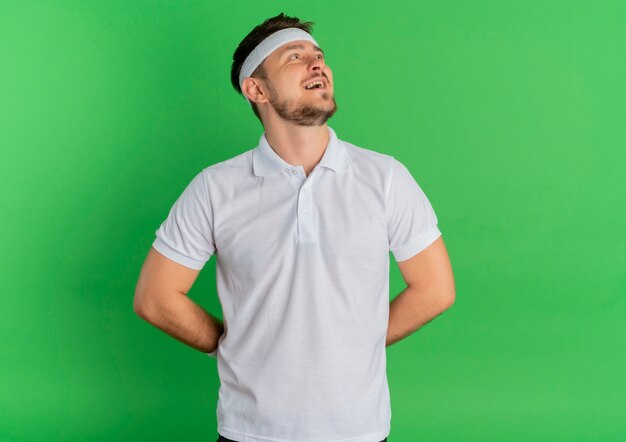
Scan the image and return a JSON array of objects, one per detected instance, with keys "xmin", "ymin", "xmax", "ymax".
[{"xmin": 305, "ymin": 80, "xmax": 324, "ymax": 89}]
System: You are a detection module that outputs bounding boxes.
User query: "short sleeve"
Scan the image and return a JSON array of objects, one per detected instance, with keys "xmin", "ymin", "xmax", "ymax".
[
  {"xmin": 386, "ymin": 157, "xmax": 442, "ymax": 262},
  {"xmin": 152, "ymin": 170, "xmax": 216, "ymax": 270}
]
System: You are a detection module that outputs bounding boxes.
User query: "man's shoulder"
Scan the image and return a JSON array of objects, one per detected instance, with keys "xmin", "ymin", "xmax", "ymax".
[
  {"xmin": 342, "ymin": 139, "xmax": 393, "ymax": 161},
  {"xmin": 199, "ymin": 148, "xmax": 254, "ymax": 179},
  {"xmin": 341, "ymin": 138, "xmax": 395, "ymax": 175}
]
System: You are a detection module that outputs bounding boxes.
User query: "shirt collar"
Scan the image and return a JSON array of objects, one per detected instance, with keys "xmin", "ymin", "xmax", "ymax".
[{"xmin": 252, "ymin": 126, "xmax": 349, "ymax": 177}]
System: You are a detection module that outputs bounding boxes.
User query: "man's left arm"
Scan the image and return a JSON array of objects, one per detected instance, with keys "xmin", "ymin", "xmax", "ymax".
[{"xmin": 387, "ymin": 235, "xmax": 455, "ymax": 347}]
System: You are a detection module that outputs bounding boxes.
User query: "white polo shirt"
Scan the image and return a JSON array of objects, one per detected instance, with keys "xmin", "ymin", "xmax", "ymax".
[{"xmin": 152, "ymin": 126, "xmax": 442, "ymax": 442}]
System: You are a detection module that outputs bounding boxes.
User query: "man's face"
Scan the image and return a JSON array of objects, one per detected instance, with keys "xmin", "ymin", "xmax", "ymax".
[{"xmin": 259, "ymin": 39, "xmax": 337, "ymax": 126}]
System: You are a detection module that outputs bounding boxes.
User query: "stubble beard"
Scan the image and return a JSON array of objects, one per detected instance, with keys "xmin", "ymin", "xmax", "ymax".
[{"xmin": 266, "ymin": 81, "xmax": 338, "ymax": 127}]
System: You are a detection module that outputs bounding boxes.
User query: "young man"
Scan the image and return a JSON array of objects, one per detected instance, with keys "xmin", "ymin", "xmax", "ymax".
[{"xmin": 134, "ymin": 12, "xmax": 455, "ymax": 442}]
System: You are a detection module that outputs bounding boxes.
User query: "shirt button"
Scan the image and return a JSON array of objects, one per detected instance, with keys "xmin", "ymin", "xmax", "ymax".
[
  {"xmin": 291, "ymin": 169, "xmax": 297, "ymax": 174},
  {"xmin": 302, "ymin": 210, "xmax": 309, "ymax": 214}
]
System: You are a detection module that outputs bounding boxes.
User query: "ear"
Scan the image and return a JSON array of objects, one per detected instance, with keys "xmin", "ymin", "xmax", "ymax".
[{"xmin": 242, "ymin": 78, "xmax": 268, "ymax": 104}]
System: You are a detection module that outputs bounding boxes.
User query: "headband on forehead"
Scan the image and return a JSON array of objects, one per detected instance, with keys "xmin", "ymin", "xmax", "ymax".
[{"xmin": 239, "ymin": 27, "xmax": 319, "ymax": 105}]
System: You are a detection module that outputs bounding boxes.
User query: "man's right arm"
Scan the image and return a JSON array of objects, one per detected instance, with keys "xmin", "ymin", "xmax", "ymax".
[{"xmin": 133, "ymin": 246, "xmax": 223, "ymax": 354}]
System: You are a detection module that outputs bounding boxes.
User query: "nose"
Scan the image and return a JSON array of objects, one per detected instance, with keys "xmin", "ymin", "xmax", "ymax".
[{"xmin": 308, "ymin": 54, "xmax": 325, "ymax": 72}]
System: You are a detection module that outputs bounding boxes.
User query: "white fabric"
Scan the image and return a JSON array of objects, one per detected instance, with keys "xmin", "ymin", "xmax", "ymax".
[
  {"xmin": 152, "ymin": 126, "xmax": 442, "ymax": 442},
  {"xmin": 238, "ymin": 28, "xmax": 319, "ymax": 105}
]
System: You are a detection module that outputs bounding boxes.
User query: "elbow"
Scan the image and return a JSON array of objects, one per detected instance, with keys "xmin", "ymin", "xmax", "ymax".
[
  {"xmin": 133, "ymin": 290, "xmax": 154, "ymax": 320},
  {"xmin": 440, "ymin": 277, "xmax": 456, "ymax": 310},
  {"xmin": 133, "ymin": 298, "xmax": 147, "ymax": 319},
  {"xmin": 441, "ymin": 290, "xmax": 455, "ymax": 310}
]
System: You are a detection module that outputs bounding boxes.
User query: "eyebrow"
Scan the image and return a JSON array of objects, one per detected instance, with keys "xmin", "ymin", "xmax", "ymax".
[{"xmin": 281, "ymin": 43, "xmax": 325, "ymax": 58}]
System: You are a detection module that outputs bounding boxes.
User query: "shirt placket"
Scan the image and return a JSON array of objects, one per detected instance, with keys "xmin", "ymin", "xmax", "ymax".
[{"xmin": 288, "ymin": 166, "xmax": 317, "ymax": 243}]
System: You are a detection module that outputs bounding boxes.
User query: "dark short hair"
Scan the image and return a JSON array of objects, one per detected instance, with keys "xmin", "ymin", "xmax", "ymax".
[{"xmin": 230, "ymin": 13, "xmax": 315, "ymax": 122}]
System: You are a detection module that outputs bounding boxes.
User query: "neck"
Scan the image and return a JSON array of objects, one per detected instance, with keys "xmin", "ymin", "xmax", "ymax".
[{"xmin": 263, "ymin": 122, "xmax": 330, "ymax": 177}]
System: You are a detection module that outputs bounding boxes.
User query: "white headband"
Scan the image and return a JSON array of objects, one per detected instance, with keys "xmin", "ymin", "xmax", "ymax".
[{"xmin": 238, "ymin": 27, "xmax": 319, "ymax": 105}]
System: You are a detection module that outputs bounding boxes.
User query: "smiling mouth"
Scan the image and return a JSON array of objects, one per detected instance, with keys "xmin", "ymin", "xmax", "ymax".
[
  {"xmin": 303, "ymin": 84, "xmax": 328, "ymax": 93},
  {"xmin": 303, "ymin": 79, "xmax": 327, "ymax": 90}
]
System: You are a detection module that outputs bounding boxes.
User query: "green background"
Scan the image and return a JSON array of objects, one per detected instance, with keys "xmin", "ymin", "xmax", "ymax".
[{"xmin": 1, "ymin": 1, "xmax": 625, "ymax": 441}]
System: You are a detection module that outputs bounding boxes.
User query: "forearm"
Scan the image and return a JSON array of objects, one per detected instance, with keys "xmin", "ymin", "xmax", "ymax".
[
  {"xmin": 136, "ymin": 292, "xmax": 224, "ymax": 353},
  {"xmin": 386, "ymin": 285, "xmax": 453, "ymax": 347}
]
